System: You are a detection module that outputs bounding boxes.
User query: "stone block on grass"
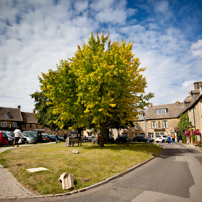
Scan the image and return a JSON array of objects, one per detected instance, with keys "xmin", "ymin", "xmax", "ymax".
[{"xmin": 58, "ymin": 172, "xmax": 75, "ymax": 190}]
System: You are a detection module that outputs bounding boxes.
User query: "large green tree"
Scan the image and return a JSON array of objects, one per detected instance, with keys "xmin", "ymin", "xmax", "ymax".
[{"xmin": 32, "ymin": 32, "xmax": 154, "ymax": 146}]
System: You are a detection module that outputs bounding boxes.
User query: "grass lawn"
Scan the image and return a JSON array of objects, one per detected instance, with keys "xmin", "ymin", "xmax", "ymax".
[{"xmin": 0, "ymin": 142, "xmax": 162, "ymax": 195}]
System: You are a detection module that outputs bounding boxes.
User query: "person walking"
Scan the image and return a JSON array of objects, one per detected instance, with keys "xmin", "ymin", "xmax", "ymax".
[
  {"xmin": 13, "ymin": 126, "xmax": 21, "ymax": 147},
  {"xmin": 167, "ymin": 135, "xmax": 171, "ymax": 144},
  {"xmin": 171, "ymin": 134, "xmax": 175, "ymax": 144}
]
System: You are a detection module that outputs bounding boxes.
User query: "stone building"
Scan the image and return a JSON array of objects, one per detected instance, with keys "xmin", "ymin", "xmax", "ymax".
[
  {"xmin": 180, "ymin": 81, "xmax": 202, "ymax": 142},
  {"xmin": 0, "ymin": 105, "xmax": 43, "ymax": 132},
  {"xmin": 131, "ymin": 102, "xmax": 186, "ymax": 140}
]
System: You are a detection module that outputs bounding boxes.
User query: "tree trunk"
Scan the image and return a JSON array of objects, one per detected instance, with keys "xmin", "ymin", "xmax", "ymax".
[
  {"xmin": 99, "ymin": 122, "xmax": 107, "ymax": 147},
  {"xmin": 106, "ymin": 128, "xmax": 109, "ymax": 143}
]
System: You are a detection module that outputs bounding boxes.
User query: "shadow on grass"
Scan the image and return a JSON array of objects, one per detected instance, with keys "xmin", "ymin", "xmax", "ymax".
[{"xmin": 82, "ymin": 142, "xmax": 161, "ymax": 153}]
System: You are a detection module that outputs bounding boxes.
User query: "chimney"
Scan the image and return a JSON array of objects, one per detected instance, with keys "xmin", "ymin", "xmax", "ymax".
[
  {"xmin": 194, "ymin": 81, "xmax": 200, "ymax": 90},
  {"xmin": 199, "ymin": 82, "xmax": 202, "ymax": 95},
  {"xmin": 176, "ymin": 100, "xmax": 180, "ymax": 105},
  {"xmin": 17, "ymin": 105, "xmax": 21, "ymax": 109},
  {"xmin": 149, "ymin": 103, "xmax": 153, "ymax": 107}
]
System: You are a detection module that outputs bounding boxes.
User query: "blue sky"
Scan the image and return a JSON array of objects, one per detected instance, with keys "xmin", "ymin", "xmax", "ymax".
[{"xmin": 0, "ymin": 0, "xmax": 202, "ymax": 112}]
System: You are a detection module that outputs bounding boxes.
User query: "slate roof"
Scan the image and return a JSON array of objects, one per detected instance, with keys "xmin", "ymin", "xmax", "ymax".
[
  {"xmin": 0, "ymin": 107, "xmax": 23, "ymax": 122},
  {"xmin": 21, "ymin": 112, "xmax": 38, "ymax": 124},
  {"xmin": 146, "ymin": 103, "xmax": 186, "ymax": 120},
  {"xmin": 180, "ymin": 94, "xmax": 202, "ymax": 115}
]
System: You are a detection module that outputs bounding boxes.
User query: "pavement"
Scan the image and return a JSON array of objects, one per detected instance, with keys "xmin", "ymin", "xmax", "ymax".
[
  {"xmin": 0, "ymin": 145, "xmax": 38, "ymax": 199},
  {"xmin": 0, "ymin": 142, "xmax": 201, "ymax": 200}
]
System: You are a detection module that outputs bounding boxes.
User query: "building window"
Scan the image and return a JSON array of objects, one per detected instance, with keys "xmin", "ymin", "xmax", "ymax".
[
  {"xmin": 151, "ymin": 121, "xmax": 156, "ymax": 128},
  {"xmin": 134, "ymin": 133, "xmax": 137, "ymax": 137},
  {"xmin": 158, "ymin": 121, "xmax": 160, "ymax": 128},
  {"xmin": 5, "ymin": 112, "xmax": 11, "ymax": 118},
  {"xmin": 12, "ymin": 122, "xmax": 17, "ymax": 128},
  {"xmin": 1, "ymin": 122, "xmax": 7, "ymax": 127},
  {"xmin": 156, "ymin": 108, "xmax": 168, "ymax": 114},
  {"xmin": 30, "ymin": 124, "xmax": 32, "ymax": 128},
  {"xmin": 163, "ymin": 120, "xmax": 168, "ymax": 128},
  {"xmin": 135, "ymin": 124, "xmax": 139, "ymax": 130},
  {"xmin": 140, "ymin": 133, "xmax": 145, "ymax": 137}
]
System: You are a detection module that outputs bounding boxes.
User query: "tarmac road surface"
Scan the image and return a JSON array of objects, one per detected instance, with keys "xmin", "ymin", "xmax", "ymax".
[{"xmin": 1, "ymin": 143, "xmax": 202, "ymax": 202}]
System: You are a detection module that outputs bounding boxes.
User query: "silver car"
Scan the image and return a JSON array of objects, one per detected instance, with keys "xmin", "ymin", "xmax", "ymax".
[{"xmin": 20, "ymin": 134, "xmax": 37, "ymax": 144}]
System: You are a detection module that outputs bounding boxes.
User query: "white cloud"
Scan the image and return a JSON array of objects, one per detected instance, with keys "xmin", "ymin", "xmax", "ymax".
[
  {"xmin": 191, "ymin": 40, "xmax": 202, "ymax": 58},
  {"xmin": 0, "ymin": 0, "xmax": 202, "ymax": 112}
]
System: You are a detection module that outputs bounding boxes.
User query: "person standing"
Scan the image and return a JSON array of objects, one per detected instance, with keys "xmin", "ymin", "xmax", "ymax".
[
  {"xmin": 13, "ymin": 126, "xmax": 21, "ymax": 147},
  {"xmin": 55, "ymin": 133, "xmax": 59, "ymax": 144}
]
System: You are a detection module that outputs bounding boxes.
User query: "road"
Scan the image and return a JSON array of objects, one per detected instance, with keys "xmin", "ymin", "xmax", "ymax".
[{"xmin": 1, "ymin": 143, "xmax": 202, "ymax": 202}]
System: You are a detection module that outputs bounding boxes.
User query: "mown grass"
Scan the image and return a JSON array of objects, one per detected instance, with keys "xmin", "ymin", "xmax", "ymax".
[{"xmin": 0, "ymin": 142, "xmax": 162, "ymax": 195}]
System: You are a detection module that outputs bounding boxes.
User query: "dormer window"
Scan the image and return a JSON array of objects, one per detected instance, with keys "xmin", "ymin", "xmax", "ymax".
[
  {"xmin": 156, "ymin": 108, "xmax": 168, "ymax": 114},
  {"xmin": 5, "ymin": 112, "xmax": 11, "ymax": 118}
]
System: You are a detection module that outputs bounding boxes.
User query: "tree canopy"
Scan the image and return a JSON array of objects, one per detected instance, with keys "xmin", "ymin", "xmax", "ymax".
[{"xmin": 31, "ymin": 32, "xmax": 154, "ymax": 146}]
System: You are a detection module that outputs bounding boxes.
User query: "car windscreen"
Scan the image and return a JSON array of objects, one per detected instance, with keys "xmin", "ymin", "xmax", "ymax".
[{"xmin": 2, "ymin": 133, "xmax": 7, "ymax": 138}]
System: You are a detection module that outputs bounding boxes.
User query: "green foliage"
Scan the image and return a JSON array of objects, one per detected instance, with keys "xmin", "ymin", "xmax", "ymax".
[
  {"xmin": 191, "ymin": 134, "xmax": 195, "ymax": 144},
  {"xmin": 178, "ymin": 112, "xmax": 192, "ymax": 144},
  {"xmin": 32, "ymin": 32, "xmax": 154, "ymax": 146},
  {"xmin": 30, "ymin": 91, "xmax": 59, "ymax": 130},
  {"xmin": 178, "ymin": 113, "xmax": 192, "ymax": 131}
]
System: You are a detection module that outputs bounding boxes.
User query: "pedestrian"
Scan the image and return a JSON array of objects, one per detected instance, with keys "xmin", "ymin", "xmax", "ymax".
[
  {"xmin": 13, "ymin": 126, "xmax": 21, "ymax": 147},
  {"xmin": 171, "ymin": 134, "xmax": 175, "ymax": 144},
  {"xmin": 55, "ymin": 133, "xmax": 58, "ymax": 144},
  {"xmin": 66, "ymin": 134, "xmax": 72, "ymax": 147},
  {"xmin": 64, "ymin": 134, "xmax": 67, "ymax": 141},
  {"xmin": 167, "ymin": 135, "xmax": 171, "ymax": 144}
]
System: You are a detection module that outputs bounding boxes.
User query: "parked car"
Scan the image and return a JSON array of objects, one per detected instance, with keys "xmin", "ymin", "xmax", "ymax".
[
  {"xmin": 133, "ymin": 136, "xmax": 148, "ymax": 142},
  {"xmin": 18, "ymin": 134, "xmax": 28, "ymax": 144},
  {"xmin": 116, "ymin": 136, "xmax": 131, "ymax": 143},
  {"xmin": 155, "ymin": 135, "xmax": 168, "ymax": 143},
  {"xmin": 21, "ymin": 134, "xmax": 37, "ymax": 144},
  {"xmin": 42, "ymin": 134, "xmax": 51, "ymax": 142},
  {"xmin": 147, "ymin": 137, "xmax": 154, "ymax": 143},
  {"xmin": 58, "ymin": 135, "xmax": 65, "ymax": 141},
  {"xmin": 0, "ymin": 132, "xmax": 8, "ymax": 146},
  {"xmin": 5, "ymin": 131, "xmax": 15, "ymax": 145},
  {"xmin": 22, "ymin": 131, "xmax": 37, "ymax": 144},
  {"xmin": 1, "ymin": 130, "xmax": 26, "ymax": 145},
  {"xmin": 46, "ymin": 135, "xmax": 56, "ymax": 142}
]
